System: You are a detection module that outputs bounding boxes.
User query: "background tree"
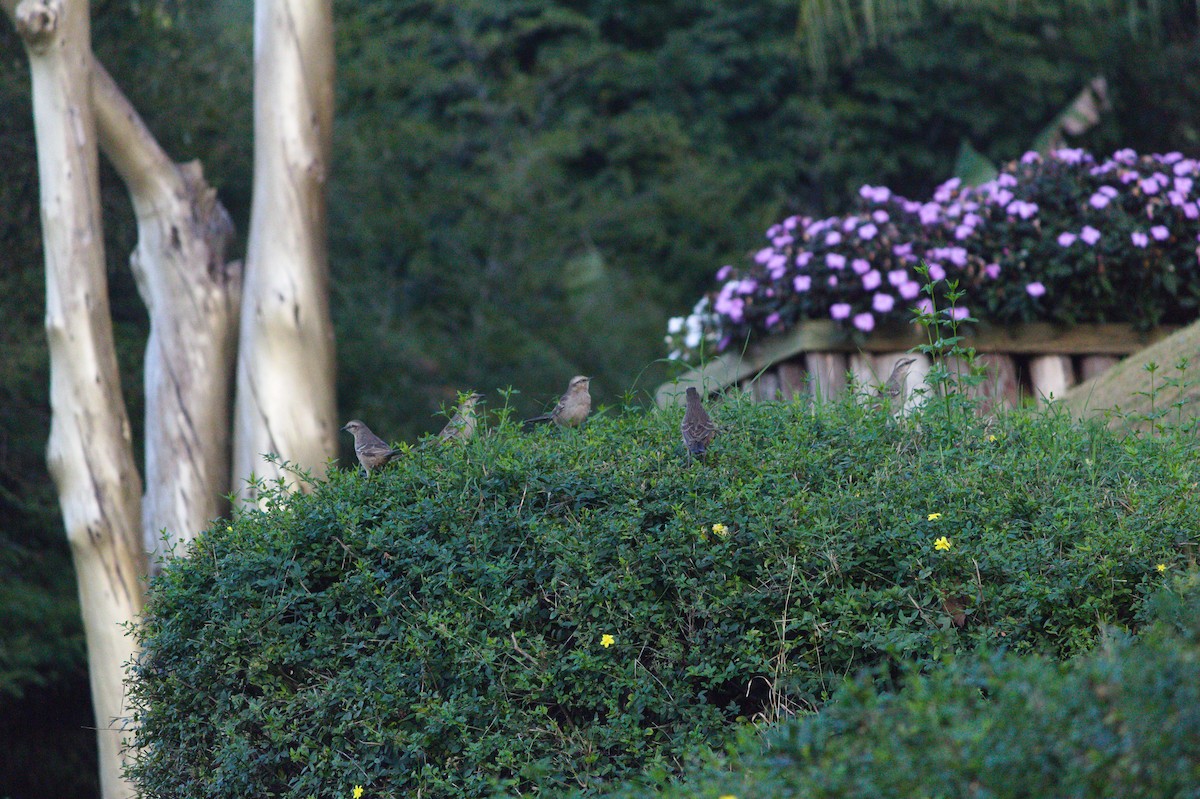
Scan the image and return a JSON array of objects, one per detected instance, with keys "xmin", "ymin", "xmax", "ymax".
[
  {"xmin": 4, "ymin": 0, "xmax": 1200, "ymax": 795},
  {"xmin": 233, "ymin": 0, "xmax": 336, "ymax": 501},
  {"xmin": 0, "ymin": 1, "xmax": 145, "ymax": 796},
  {"xmin": 2, "ymin": 0, "xmax": 332, "ymax": 794}
]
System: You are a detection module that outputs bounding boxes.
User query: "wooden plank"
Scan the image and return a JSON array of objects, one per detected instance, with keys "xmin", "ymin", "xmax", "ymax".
[
  {"xmin": 1029, "ymin": 355, "xmax": 1075, "ymax": 401},
  {"xmin": 1079, "ymin": 355, "xmax": 1119, "ymax": 382},
  {"xmin": 777, "ymin": 363, "xmax": 807, "ymax": 400},
  {"xmin": 805, "ymin": 352, "xmax": 847, "ymax": 401}
]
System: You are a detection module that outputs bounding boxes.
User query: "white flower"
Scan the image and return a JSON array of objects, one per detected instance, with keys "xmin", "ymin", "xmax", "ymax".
[{"xmin": 667, "ymin": 316, "xmax": 684, "ymax": 334}]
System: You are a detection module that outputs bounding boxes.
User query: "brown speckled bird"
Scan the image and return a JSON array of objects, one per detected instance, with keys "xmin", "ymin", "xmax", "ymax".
[
  {"xmin": 681, "ymin": 386, "xmax": 716, "ymax": 460},
  {"xmin": 341, "ymin": 420, "xmax": 401, "ymax": 475},
  {"xmin": 439, "ymin": 392, "xmax": 484, "ymax": 442},
  {"xmin": 880, "ymin": 357, "xmax": 917, "ymax": 400},
  {"xmin": 523, "ymin": 375, "xmax": 592, "ymax": 430}
]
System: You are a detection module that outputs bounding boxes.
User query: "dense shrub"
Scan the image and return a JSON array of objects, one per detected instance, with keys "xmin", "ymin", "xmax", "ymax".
[
  {"xmin": 667, "ymin": 147, "xmax": 1200, "ymax": 361},
  {"xmin": 126, "ymin": 395, "xmax": 1196, "ymax": 797},
  {"xmin": 592, "ymin": 581, "xmax": 1200, "ymax": 799}
]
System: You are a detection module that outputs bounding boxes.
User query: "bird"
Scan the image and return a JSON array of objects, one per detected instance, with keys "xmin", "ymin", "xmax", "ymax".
[
  {"xmin": 341, "ymin": 420, "xmax": 402, "ymax": 475},
  {"xmin": 523, "ymin": 375, "xmax": 592, "ymax": 430},
  {"xmin": 681, "ymin": 386, "xmax": 716, "ymax": 460},
  {"xmin": 880, "ymin": 357, "xmax": 917, "ymax": 401},
  {"xmin": 438, "ymin": 392, "xmax": 484, "ymax": 442}
]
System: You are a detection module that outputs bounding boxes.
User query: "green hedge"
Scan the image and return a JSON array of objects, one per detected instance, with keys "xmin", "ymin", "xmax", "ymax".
[
  {"xmin": 593, "ymin": 581, "xmax": 1200, "ymax": 799},
  {"xmin": 126, "ymin": 397, "xmax": 1196, "ymax": 797}
]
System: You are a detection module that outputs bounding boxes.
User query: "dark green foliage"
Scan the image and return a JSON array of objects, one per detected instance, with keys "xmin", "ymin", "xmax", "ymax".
[
  {"xmin": 592, "ymin": 581, "xmax": 1200, "ymax": 799},
  {"xmin": 126, "ymin": 397, "xmax": 1197, "ymax": 797}
]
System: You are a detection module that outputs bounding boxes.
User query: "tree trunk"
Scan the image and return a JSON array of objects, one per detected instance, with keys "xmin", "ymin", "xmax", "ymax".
[
  {"xmin": 92, "ymin": 60, "xmax": 241, "ymax": 568},
  {"xmin": 3, "ymin": 1, "xmax": 144, "ymax": 796},
  {"xmin": 233, "ymin": 0, "xmax": 337, "ymax": 498}
]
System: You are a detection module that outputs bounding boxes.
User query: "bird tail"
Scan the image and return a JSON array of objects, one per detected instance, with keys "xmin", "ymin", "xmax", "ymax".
[{"xmin": 521, "ymin": 415, "xmax": 553, "ymax": 432}]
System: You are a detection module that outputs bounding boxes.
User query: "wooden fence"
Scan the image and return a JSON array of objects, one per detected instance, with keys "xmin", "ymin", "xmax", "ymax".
[{"xmin": 656, "ymin": 321, "xmax": 1178, "ymax": 411}]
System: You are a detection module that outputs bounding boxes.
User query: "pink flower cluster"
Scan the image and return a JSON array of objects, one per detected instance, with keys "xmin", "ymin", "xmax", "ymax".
[{"xmin": 667, "ymin": 146, "xmax": 1200, "ymax": 361}]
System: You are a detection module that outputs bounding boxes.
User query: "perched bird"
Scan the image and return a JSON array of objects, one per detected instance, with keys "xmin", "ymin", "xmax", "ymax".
[
  {"xmin": 341, "ymin": 419, "xmax": 402, "ymax": 475},
  {"xmin": 681, "ymin": 386, "xmax": 716, "ymax": 459},
  {"xmin": 523, "ymin": 375, "xmax": 592, "ymax": 430},
  {"xmin": 879, "ymin": 357, "xmax": 917, "ymax": 402},
  {"xmin": 438, "ymin": 392, "xmax": 485, "ymax": 442}
]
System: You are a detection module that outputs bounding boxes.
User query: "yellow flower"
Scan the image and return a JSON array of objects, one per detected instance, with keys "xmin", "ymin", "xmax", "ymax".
[
  {"xmin": 927, "ymin": 512, "xmax": 942, "ymax": 521},
  {"xmin": 986, "ymin": 434, "xmax": 997, "ymax": 442},
  {"xmin": 600, "ymin": 634, "xmax": 615, "ymax": 648},
  {"xmin": 718, "ymin": 795, "xmax": 738, "ymax": 799},
  {"xmin": 352, "ymin": 787, "xmax": 364, "ymax": 799},
  {"xmin": 934, "ymin": 536, "xmax": 952, "ymax": 552},
  {"xmin": 712, "ymin": 523, "xmax": 729, "ymax": 538},
  {"xmin": 1156, "ymin": 563, "xmax": 1167, "ymax": 573}
]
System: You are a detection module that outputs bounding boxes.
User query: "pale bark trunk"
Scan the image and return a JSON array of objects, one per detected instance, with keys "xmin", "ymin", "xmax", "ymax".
[
  {"xmin": 4, "ymin": 1, "xmax": 144, "ymax": 796},
  {"xmin": 92, "ymin": 60, "xmax": 241, "ymax": 567},
  {"xmin": 233, "ymin": 0, "xmax": 336, "ymax": 499}
]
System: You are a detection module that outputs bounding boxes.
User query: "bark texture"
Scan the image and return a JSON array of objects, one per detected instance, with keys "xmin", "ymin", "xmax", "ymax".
[
  {"xmin": 4, "ymin": 1, "xmax": 144, "ymax": 796},
  {"xmin": 233, "ymin": 0, "xmax": 337, "ymax": 498},
  {"xmin": 92, "ymin": 60, "xmax": 241, "ymax": 566}
]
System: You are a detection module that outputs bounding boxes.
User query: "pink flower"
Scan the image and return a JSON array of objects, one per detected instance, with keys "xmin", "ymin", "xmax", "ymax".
[
  {"xmin": 793, "ymin": 275, "xmax": 812, "ymax": 292},
  {"xmin": 716, "ymin": 265, "xmax": 733, "ymax": 280},
  {"xmin": 736, "ymin": 279, "xmax": 757, "ymax": 294},
  {"xmin": 1053, "ymin": 148, "xmax": 1086, "ymax": 164},
  {"xmin": 872, "ymin": 209, "xmax": 890, "ymax": 223},
  {"xmin": 928, "ymin": 263, "xmax": 946, "ymax": 281},
  {"xmin": 916, "ymin": 298, "xmax": 934, "ymax": 315},
  {"xmin": 1080, "ymin": 226, "xmax": 1101, "ymax": 246},
  {"xmin": 765, "ymin": 312, "xmax": 781, "ymax": 328},
  {"xmin": 1131, "ymin": 231, "xmax": 1149, "ymax": 248},
  {"xmin": 859, "ymin": 184, "xmax": 892, "ymax": 203},
  {"xmin": 984, "ymin": 263, "xmax": 1001, "ymax": 279},
  {"xmin": 830, "ymin": 303, "xmax": 851, "ymax": 320},
  {"xmin": 827, "ymin": 275, "xmax": 839, "ymax": 287},
  {"xmin": 899, "ymin": 281, "xmax": 921, "ymax": 300},
  {"xmin": 826, "ymin": 253, "xmax": 847, "ymax": 269},
  {"xmin": 1175, "ymin": 177, "xmax": 1194, "ymax": 194},
  {"xmin": 862, "ymin": 270, "xmax": 882, "ymax": 290},
  {"xmin": 1006, "ymin": 200, "xmax": 1039, "ymax": 219},
  {"xmin": 824, "ymin": 231, "xmax": 843, "ymax": 246},
  {"xmin": 1186, "ymin": 203, "xmax": 1199, "ymax": 220},
  {"xmin": 948, "ymin": 306, "xmax": 969, "ymax": 321},
  {"xmin": 1151, "ymin": 225, "xmax": 1170, "ymax": 241},
  {"xmin": 1020, "ymin": 151, "xmax": 1041, "ymax": 164},
  {"xmin": 852, "ymin": 258, "xmax": 871, "ymax": 275},
  {"xmin": 858, "ymin": 223, "xmax": 878, "ymax": 240},
  {"xmin": 872, "ymin": 293, "xmax": 895, "ymax": 313},
  {"xmin": 795, "ymin": 251, "xmax": 813, "ymax": 268},
  {"xmin": 954, "ymin": 225, "xmax": 974, "ymax": 240},
  {"xmin": 852, "ymin": 312, "xmax": 875, "ymax": 332},
  {"xmin": 754, "ymin": 247, "xmax": 774, "ymax": 264},
  {"xmin": 1057, "ymin": 232, "xmax": 1077, "ymax": 247},
  {"xmin": 767, "ymin": 254, "xmax": 788, "ymax": 278},
  {"xmin": 1089, "ymin": 193, "xmax": 1110, "ymax": 209},
  {"xmin": 1026, "ymin": 282, "xmax": 1046, "ymax": 298},
  {"xmin": 888, "ymin": 269, "xmax": 908, "ymax": 287},
  {"xmin": 919, "ymin": 203, "xmax": 941, "ymax": 225}
]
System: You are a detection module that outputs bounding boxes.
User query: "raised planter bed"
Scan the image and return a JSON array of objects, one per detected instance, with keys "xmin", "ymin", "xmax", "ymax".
[{"xmin": 656, "ymin": 321, "xmax": 1179, "ymax": 410}]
